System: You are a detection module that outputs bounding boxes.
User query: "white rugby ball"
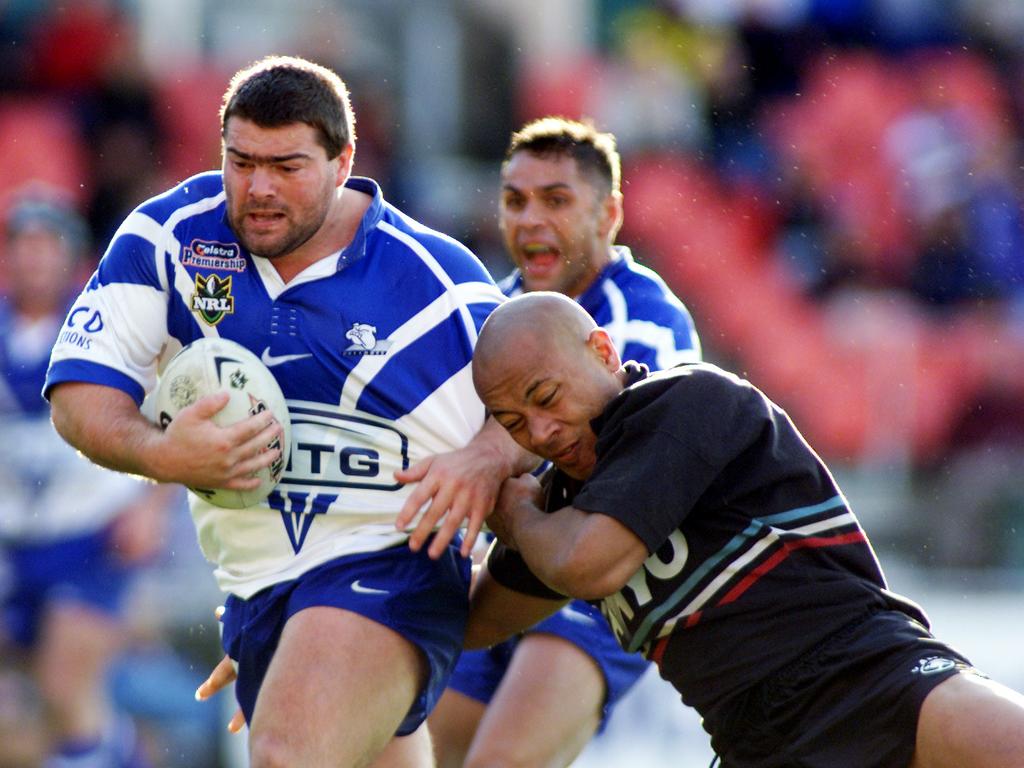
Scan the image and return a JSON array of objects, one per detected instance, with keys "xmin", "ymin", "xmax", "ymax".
[{"xmin": 154, "ymin": 337, "xmax": 291, "ymax": 508}]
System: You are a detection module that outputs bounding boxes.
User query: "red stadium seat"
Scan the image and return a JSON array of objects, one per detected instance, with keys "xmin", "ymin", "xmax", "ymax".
[{"xmin": 0, "ymin": 98, "xmax": 89, "ymax": 210}]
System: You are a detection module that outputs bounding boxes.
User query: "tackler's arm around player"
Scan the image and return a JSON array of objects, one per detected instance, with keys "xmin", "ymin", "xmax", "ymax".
[
  {"xmin": 463, "ymin": 559, "xmax": 568, "ymax": 650},
  {"xmin": 487, "ymin": 474, "xmax": 649, "ymax": 601},
  {"xmin": 49, "ymin": 381, "xmax": 283, "ymax": 490},
  {"xmin": 394, "ymin": 416, "xmax": 539, "ymax": 560}
]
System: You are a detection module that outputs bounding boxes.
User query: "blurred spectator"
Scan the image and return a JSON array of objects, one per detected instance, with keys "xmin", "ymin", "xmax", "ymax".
[
  {"xmin": 0, "ymin": 187, "xmax": 176, "ymax": 768},
  {"xmin": 77, "ymin": 13, "xmax": 165, "ymax": 247},
  {"xmin": 26, "ymin": 0, "xmax": 127, "ymax": 93}
]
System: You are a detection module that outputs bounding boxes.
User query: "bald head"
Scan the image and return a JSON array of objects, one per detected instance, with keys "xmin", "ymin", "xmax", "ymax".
[
  {"xmin": 475, "ymin": 292, "xmax": 596, "ymax": 381},
  {"xmin": 473, "ymin": 292, "xmax": 625, "ymax": 478}
]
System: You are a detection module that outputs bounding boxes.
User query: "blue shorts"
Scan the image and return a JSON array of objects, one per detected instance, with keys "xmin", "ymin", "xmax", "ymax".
[
  {"xmin": 220, "ymin": 541, "xmax": 471, "ymax": 736},
  {"xmin": 447, "ymin": 599, "xmax": 648, "ymax": 730},
  {"xmin": 2, "ymin": 526, "xmax": 134, "ymax": 647}
]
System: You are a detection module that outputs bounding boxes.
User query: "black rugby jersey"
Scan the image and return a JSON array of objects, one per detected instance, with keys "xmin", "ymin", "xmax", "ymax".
[{"xmin": 488, "ymin": 362, "xmax": 928, "ymax": 714}]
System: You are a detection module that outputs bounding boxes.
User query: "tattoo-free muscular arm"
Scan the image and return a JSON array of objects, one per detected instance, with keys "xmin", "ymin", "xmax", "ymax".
[
  {"xmin": 464, "ymin": 562, "xmax": 566, "ymax": 649},
  {"xmin": 489, "ymin": 474, "xmax": 650, "ymax": 601},
  {"xmin": 49, "ymin": 381, "xmax": 282, "ymax": 490}
]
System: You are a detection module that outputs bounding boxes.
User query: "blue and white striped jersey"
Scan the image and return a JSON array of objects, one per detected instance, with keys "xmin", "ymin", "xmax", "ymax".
[
  {"xmin": 45, "ymin": 174, "xmax": 505, "ymax": 597},
  {"xmin": 0, "ymin": 301, "xmax": 149, "ymax": 541},
  {"xmin": 501, "ymin": 245, "xmax": 701, "ymax": 369}
]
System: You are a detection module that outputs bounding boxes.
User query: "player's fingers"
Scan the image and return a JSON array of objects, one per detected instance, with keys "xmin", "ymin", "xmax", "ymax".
[
  {"xmin": 214, "ymin": 605, "xmax": 225, "ymax": 621},
  {"xmin": 395, "ymin": 463, "xmax": 437, "ymax": 530},
  {"xmin": 407, "ymin": 485, "xmax": 455, "ymax": 552},
  {"xmin": 219, "ymin": 471, "xmax": 265, "ymax": 491},
  {"xmin": 429, "ymin": 500, "xmax": 469, "ymax": 559},
  {"xmin": 393, "ymin": 457, "xmax": 430, "ymax": 485},
  {"xmin": 194, "ymin": 654, "xmax": 237, "ymax": 701},
  {"xmin": 461, "ymin": 507, "xmax": 486, "ymax": 559},
  {"xmin": 228, "ymin": 708, "xmax": 246, "ymax": 734},
  {"xmin": 231, "ymin": 412, "xmax": 282, "ymax": 446},
  {"xmin": 235, "ymin": 424, "xmax": 283, "ymax": 467},
  {"xmin": 189, "ymin": 391, "xmax": 231, "ymax": 419}
]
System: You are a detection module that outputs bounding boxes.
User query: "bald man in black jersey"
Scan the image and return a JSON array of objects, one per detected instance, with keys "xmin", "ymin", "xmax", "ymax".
[{"xmin": 467, "ymin": 291, "xmax": 1024, "ymax": 768}]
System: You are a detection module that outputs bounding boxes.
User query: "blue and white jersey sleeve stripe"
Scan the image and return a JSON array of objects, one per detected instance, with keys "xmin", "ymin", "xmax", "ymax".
[
  {"xmin": 45, "ymin": 212, "xmax": 175, "ymax": 404},
  {"xmin": 581, "ymin": 246, "xmax": 701, "ymax": 370}
]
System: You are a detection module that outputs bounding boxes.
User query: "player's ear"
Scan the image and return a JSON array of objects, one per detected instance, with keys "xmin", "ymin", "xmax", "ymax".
[
  {"xmin": 586, "ymin": 328, "xmax": 621, "ymax": 371},
  {"xmin": 336, "ymin": 144, "xmax": 354, "ymax": 185},
  {"xmin": 598, "ymin": 191, "xmax": 623, "ymax": 242}
]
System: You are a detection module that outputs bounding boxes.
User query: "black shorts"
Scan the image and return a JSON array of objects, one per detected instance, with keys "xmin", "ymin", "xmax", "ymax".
[{"xmin": 706, "ymin": 609, "xmax": 978, "ymax": 768}]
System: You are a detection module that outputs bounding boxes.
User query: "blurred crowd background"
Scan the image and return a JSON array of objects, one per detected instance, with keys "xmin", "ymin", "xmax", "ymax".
[{"xmin": 1, "ymin": 1, "xmax": 1023, "ymax": 766}]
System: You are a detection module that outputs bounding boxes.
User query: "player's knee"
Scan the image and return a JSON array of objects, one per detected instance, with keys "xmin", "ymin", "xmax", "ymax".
[
  {"xmin": 464, "ymin": 756, "xmax": 532, "ymax": 768},
  {"xmin": 248, "ymin": 731, "xmax": 294, "ymax": 768},
  {"xmin": 464, "ymin": 743, "xmax": 552, "ymax": 768}
]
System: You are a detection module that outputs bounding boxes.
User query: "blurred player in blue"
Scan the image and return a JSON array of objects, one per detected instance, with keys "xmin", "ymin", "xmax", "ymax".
[
  {"xmin": 429, "ymin": 117, "xmax": 702, "ymax": 768},
  {"xmin": 44, "ymin": 56, "xmax": 532, "ymax": 768},
  {"xmin": 0, "ymin": 191, "xmax": 174, "ymax": 768}
]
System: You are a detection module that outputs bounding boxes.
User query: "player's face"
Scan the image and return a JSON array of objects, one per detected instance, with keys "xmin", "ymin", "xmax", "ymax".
[
  {"xmin": 479, "ymin": 331, "xmax": 622, "ymax": 480},
  {"xmin": 7, "ymin": 229, "xmax": 75, "ymax": 314},
  {"xmin": 500, "ymin": 152, "xmax": 618, "ymax": 297},
  {"xmin": 223, "ymin": 117, "xmax": 345, "ymax": 259}
]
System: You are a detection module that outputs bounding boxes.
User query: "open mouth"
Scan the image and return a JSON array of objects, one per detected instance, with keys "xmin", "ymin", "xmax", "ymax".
[
  {"xmin": 520, "ymin": 243, "xmax": 561, "ymax": 276},
  {"xmin": 247, "ymin": 211, "xmax": 286, "ymax": 225}
]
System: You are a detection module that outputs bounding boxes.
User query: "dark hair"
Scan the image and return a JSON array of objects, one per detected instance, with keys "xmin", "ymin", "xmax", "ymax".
[
  {"xmin": 220, "ymin": 55, "xmax": 356, "ymax": 159},
  {"xmin": 504, "ymin": 117, "xmax": 621, "ymax": 196}
]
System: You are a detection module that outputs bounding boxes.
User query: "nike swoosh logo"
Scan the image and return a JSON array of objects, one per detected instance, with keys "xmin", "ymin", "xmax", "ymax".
[
  {"xmin": 260, "ymin": 347, "xmax": 313, "ymax": 367},
  {"xmin": 351, "ymin": 580, "xmax": 389, "ymax": 596}
]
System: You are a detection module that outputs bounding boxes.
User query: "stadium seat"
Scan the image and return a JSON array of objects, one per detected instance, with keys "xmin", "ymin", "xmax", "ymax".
[{"xmin": 0, "ymin": 98, "xmax": 88, "ymax": 210}]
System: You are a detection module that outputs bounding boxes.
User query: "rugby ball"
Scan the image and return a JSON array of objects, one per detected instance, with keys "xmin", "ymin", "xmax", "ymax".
[{"xmin": 154, "ymin": 337, "xmax": 290, "ymax": 508}]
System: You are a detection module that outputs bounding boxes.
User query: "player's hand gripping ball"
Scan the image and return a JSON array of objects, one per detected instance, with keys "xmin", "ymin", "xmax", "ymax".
[{"xmin": 155, "ymin": 337, "xmax": 290, "ymax": 508}]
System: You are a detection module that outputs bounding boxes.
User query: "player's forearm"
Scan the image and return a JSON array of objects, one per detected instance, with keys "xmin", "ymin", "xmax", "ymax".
[
  {"xmin": 506, "ymin": 501, "xmax": 647, "ymax": 601},
  {"xmin": 464, "ymin": 565, "xmax": 564, "ymax": 649},
  {"xmin": 473, "ymin": 416, "xmax": 541, "ymax": 477},
  {"xmin": 502, "ymin": 500, "xmax": 596, "ymax": 598},
  {"xmin": 49, "ymin": 382, "xmax": 170, "ymax": 481}
]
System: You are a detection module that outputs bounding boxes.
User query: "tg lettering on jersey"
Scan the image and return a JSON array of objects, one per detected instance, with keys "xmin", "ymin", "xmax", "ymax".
[{"xmin": 279, "ymin": 403, "xmax": 408, "ymax": 493}]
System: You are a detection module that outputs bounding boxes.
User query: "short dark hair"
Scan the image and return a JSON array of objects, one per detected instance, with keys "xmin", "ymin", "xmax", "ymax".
[
  {"xmin": 504, "ymin": 117, "xmax": 621, "ymax": 196},
  {"xmin": 220, "ymin": 55, "xmax": 356, "ymax": 159}
]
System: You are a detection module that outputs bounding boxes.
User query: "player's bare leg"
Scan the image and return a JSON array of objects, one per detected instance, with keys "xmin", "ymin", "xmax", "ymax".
[
  {"xmin": 34, "ymin": 602, "xmax": 123, "ymax": 754},
  {"xmin": 429, "ymin": 687, "xmax": 486, "ymax": 768},
  {"xmin": 369, "ymin": 722, "xmax": 433, "ymax": 768},
  {"xmin": 463, "ymin": 633, "xmax": 604, "ymax": 768},
  {"xmin": 248, "ymin": 606, "xmax": 426, "ymax": 768},
  {"xmin": 911, "ymin": 672, "xmax": 1024, "ymax": 768}
]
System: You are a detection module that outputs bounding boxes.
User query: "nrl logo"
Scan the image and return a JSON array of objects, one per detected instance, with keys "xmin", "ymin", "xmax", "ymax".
[
  {"xmin": 344, "ymin": 322, "xmax": 392, "ymax": 356},
  {"xmin": 192, "ymin": 273, "xmax": 235, "ymax": 326}
]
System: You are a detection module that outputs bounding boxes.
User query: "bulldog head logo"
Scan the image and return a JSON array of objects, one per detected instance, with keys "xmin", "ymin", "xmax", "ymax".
[{"xmin": 345, "ymin": 323, "xmax": 377, "ymax": 351}]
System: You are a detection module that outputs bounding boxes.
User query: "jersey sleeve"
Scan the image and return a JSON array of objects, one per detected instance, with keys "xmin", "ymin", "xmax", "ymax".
[
  {"xmin": 618, "ymin": 298, "xmax": 702, "ymax": 370},
  {"xmin": 44, "ymin": 209, "xmax": 173, "ymax": 405},
  {"xmin": 572, "ymin": 369, "xmax": 765, "ymax": 552}
]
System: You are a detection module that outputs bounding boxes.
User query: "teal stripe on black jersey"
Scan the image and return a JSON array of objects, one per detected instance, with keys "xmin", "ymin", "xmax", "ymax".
[{"xmin": 624, "ymin": 494, "xmax": 851, "ymax": 652}]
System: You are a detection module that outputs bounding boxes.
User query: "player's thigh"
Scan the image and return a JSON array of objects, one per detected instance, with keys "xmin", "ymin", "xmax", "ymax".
[
  {"xmin": 370, "ymin": 722, "xmax": 434, "ymax": 768},
  {"xmin": 911, "ymin": 671, "xmax": 1024, "ymax": 768},
  {"xmin": 466, "ymin": 633, "xmax": 604, "ymax": 768},
  {"xmin": 250, "ymin": 605, "xmax": 426, "ymax": 768},
  {"xmin": 428, "ymin": 687, "xmax": 487, "ymax": 768}
]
